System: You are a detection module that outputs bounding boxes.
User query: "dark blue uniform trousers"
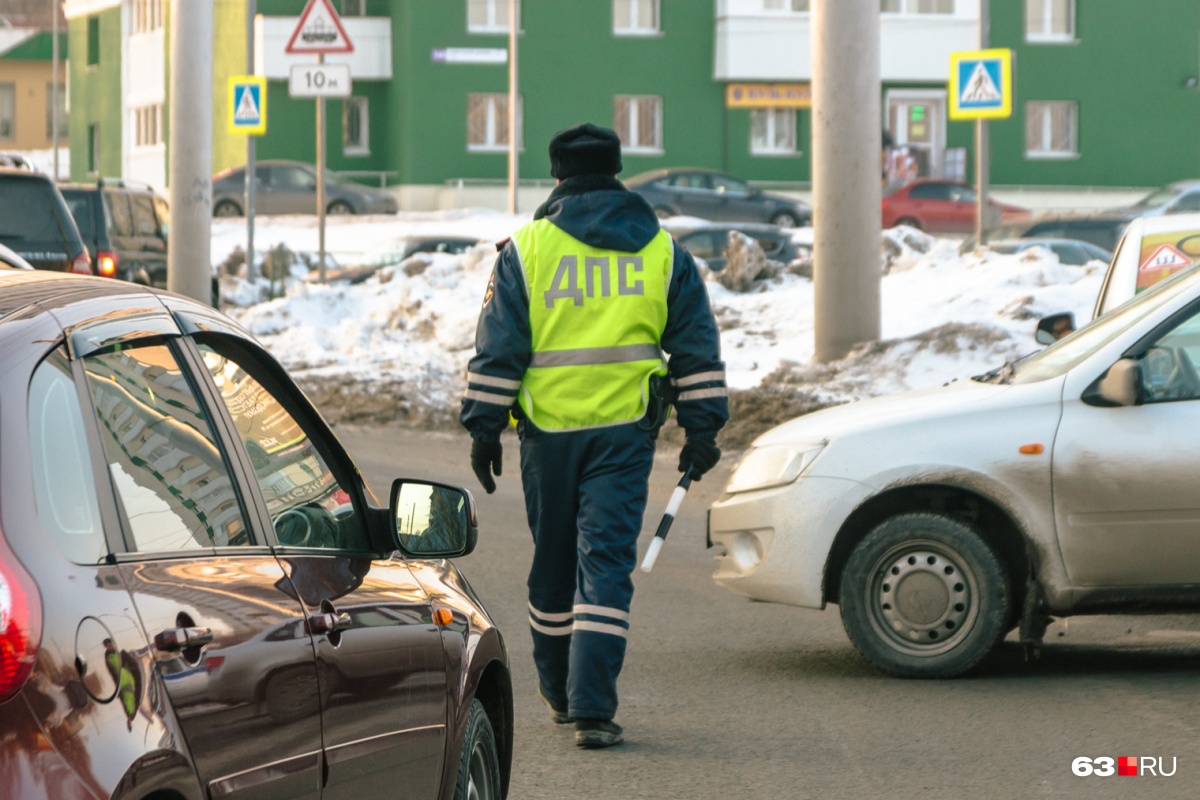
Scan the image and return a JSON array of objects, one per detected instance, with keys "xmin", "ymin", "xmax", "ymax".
[{"xmin": 519, "ymin": 421, "xmax": 656, "ymax": 721}]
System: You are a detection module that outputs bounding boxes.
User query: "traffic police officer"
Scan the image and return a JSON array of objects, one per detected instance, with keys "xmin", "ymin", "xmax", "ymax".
[{"xmin": 461, "ymin": 123, "xmax": 728, "ymax": 748}]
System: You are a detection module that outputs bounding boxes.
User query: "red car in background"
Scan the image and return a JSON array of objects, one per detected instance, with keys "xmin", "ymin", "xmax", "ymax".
[{"xmin": 882, "ymin": 179, "xmax": 1029, "ymax": 233}]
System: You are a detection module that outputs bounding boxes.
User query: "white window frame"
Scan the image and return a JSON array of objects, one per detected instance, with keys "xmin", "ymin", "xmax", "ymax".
[
  {"xmin": 763, "ymin": 0, "xmax": 810, "ymax": 12},
  {"xmin": 1025, "ymin": 0, "xmax": 1075, "ymax": 43},
  {"xmin": 1025, "ymin": 100, "xmax": 1078, "ymax": 159},
  {"xmin": 468, "ymin": 0, "xmax": 516, "ymax": 34},
  {"xmin": 750, "ymin": 108, "xmax": 798, "ymax": 156},
  {"xmin": 467, "ymin": 93, "xmax": 523, "ymax": 152},
  {"xmin": 0, "ymin": 83, "xmax": 14, "ymax": 141},
  {"xmin": 133, "ymin": 0, "xmax": 163, "ymax": 35},
  {"xmin": 343, "ymin": 97, "xmax": 369, "ymax": 156},
  {"xmin": 880, "ymin": 0, "xmax": 954, "ymax": 14},
  {"xmin": 614, "ymin": 95, "xmax": 663, "ymax": 154},
  {"xmin": 132, "ymin": 103, "xmax": 163, "ymax": 149},
  {"xmin": 613, "ymin": 0, "xmax": 661, "ymax": 35}
]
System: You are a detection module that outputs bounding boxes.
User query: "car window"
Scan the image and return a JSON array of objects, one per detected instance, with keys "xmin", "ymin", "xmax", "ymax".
[
  {"xmin": 669, "ymin": 173, "xmax": 710, "ymax": 191},
  {"xmin": 947, "ymin": 185, "xmax": 976, "ymax": 203},
  {"xmin": 62, "ymin": 192, "xmax": 96, "ymax": 239},
  {"xmin": 1139, "ymin": 307, "xmax": 1200, "ymax": 403},
  {"xmin": 153, "ymin": 195, "xmax": 170, "ymax": 239},
  {"xmin": 679, "ymin": 231, "xmax": 717, "ymax": 259},
  {"xmin": 269, "ymin": 166, "xmax": 316, "ymax": 190},
  {"xmin": 197, "ymin": 343, "xmax": 371, "ymax": 552},
  {"xmin": 104, "ymin": 190, "xmax": 134, "ymax": 237},
  {"xmin": 131, "ymin": 194, "xmax": 160, "ymax": 237},
  {"xmin": 908, "ymin": 183, "xmax": 949, "ymax": 200},
  {"xmin": 82, "ymin": 343, "xmax": 253, "ymax": 552},
  {"xmin": 29, "ymin": 349, "xmax": 107, "ymax": 564},
  {"xmin": 1048, "ymin": 243, "xmax": 1085, "ymax": 265},
  {"xmin": 749, "ymin": 233, "xmax": 785, "ymax": 256},
  {"xmin": 1172, "ymin": 192, "xmax": 1200, "ymax": 213},
  {"xmin": 0, "ymin": 179, "xmax": 67, "ymax": 240},
  {"xmin": 711, "ymin": 174, "xmax": 750, "ymax": 195}
]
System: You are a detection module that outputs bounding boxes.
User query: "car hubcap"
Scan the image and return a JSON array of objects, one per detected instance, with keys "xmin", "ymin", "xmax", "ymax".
[
  {"xmin": 866, "ymin": 541, "xmax": 978, "ymax": 656},
  {"xmin": 775, "ymin": 214, "xmax": 797, "ymax": 227},
  {"xmin": 466, "ymin": 740, "xmax": 493, "ymax": 800}
]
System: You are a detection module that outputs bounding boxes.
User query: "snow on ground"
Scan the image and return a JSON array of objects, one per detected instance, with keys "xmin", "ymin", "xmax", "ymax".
[{"xmin": 220, "ymin": 213, "xmax": 1105, "ymax": 430}]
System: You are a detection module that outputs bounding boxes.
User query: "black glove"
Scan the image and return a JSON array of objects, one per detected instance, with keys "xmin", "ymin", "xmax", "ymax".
[
  {"xmin": 678, "ymin": 435, "xmax": 721, "ymax": 481},
  {"xmin": 470, "ymin": 438, "xmax": 503, "ymax": 494}
]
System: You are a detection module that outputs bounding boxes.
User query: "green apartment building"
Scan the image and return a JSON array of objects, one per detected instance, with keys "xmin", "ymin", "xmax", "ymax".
[{"xmin": 63, "ymin": 0, "xmax": 1200, "ymax": 204}]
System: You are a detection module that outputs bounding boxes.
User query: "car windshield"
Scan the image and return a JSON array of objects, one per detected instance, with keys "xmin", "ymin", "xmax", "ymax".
[
  {"xmin": 1133, "ymin": 187, "xmax": 1182, "ymax": 208},
  {"xmin": 358, "ymin": 239, "xmax": 413, "ymax": 267},
  {"xmin": 1008, "ymin": 265, "xmax": 1200, "ymax": 384}
]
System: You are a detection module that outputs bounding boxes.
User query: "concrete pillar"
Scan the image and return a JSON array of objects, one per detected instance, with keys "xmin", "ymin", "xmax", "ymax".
[
  {"xmin": 811, "ymin": 0, "xmax": 882, "ymax": 362},
  {"xmin": 167, "ymin": 0, "xmax": 214, "ymax": 305}
]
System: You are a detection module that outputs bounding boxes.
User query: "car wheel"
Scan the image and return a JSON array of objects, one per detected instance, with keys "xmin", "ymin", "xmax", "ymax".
[
  {"xmin": 839, "ymin": 512, "xmax": 1009, "ymax": 678},
  {"xmin": 326, "ymin": 200, "xmax": 354, "ymax": 215},
  {"xmin": 213, "ymin": 200, "xmax": 243, "ymax": 218},
  {"xmin": 263, "ymin": 665, "xmax": 323, "ymax": 723},
  {"xmin": 453, "ymin": 699, "xmax": 501, "ymax": 800},
  {"xmin": 770, "ymin": 211, "xmax": 801, "ymax": 228},
  {"xmin": 895, "ymin": 216, "xmax": 922, "ymax": 230},
  {"xmin": 653, "ymin": 206, "xmax": 677, "ymax": 220}
]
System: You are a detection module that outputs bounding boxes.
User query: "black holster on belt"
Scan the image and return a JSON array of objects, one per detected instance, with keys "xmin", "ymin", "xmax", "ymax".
[{"xmin": 639, "ymin": 374, "xmax": 676, "ymax": 433}]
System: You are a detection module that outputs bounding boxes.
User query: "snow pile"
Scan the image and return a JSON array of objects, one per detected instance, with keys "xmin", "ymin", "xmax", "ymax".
[{"xmin": 223, "ymin": 214, "xmax": 1106, "ymax": 432}]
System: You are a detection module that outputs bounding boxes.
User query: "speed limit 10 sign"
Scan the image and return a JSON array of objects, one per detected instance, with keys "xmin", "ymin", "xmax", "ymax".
[{"xmin": 288, "ymin": 63, "xmax": 352, "ymax": 98}]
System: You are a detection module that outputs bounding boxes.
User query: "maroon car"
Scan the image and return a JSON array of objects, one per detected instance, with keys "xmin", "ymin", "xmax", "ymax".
[
  {"xmin": 882, "ymin": 178, "xmax": 1029, "ymax": 233},
  {"xmin": 0, "ymin": 269, "xmax": 511, "ymax": 800}
]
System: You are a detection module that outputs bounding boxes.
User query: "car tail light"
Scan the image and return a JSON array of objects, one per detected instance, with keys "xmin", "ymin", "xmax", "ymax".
[
  {"xmin": 205, "ymin": 655, "xmax": 225, "ymax": 673},
  {"xmin": 0, "ymin": 528, "xmax": 42, "ymax": 703},
  {"xmin": 96, "ymin": 250, "xmax": 119, "ymax": 278},
  {"xmin": 70, "ymin": 251, "xmax": 92, "ymax": 275}
]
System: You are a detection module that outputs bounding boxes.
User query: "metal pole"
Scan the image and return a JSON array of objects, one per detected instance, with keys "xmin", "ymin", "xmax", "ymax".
[
  {"xmin": 507, "ymin": 0, "xmax": 518, "ymax": 214},
  {"xmin": 317, "ymin": 53, "xmax": 327, "ymax": 283},
  {"xmin": 245, "ymin": 0, "xmax": 257, "ymax": 281},
  {"xmin": 51, "ymin": 0, "xmax": 59, "ymax": 180},
  {"xmin": 167, "ymin": 0, "xmax": 214, "ymax": 304},
  {"xmin": 975, "ymin": 0, "xmax": 990, "ymax": 246},
  {"xmin": 811, "ymin": 0, "xmax": 881, "ymax": 362}
]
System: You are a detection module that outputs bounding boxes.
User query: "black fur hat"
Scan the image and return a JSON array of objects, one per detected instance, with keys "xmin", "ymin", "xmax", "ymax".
[{"xmin": 549, "ymin": 123, "xmax": 623, "ymax": 179}]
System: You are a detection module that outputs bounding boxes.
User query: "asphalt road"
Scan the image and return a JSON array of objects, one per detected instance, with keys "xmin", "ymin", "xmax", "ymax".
[{"xmin": 337, "ymin": 424, "xmax": 1200, "ymax": 800}]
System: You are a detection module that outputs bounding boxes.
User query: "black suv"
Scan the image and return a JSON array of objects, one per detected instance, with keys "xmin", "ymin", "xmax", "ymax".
[
  {"xmin": 60, "ymin": 179, "xmax": 170, "ymax": 285},
  {"xmin": 0, "ymin": 167, "xmax": 91, "ymax": 274}
]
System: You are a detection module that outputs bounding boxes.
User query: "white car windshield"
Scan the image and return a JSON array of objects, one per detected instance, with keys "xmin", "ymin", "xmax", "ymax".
[{"xmin": 1008, "ymin": 265, "xmax": 1200, "ymax": 384}]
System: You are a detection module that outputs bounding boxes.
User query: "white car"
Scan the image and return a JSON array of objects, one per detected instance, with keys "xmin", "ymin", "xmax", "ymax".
[{"xmin": 709, "ymin": 265, "xmax": 1200, "ymax": 678}]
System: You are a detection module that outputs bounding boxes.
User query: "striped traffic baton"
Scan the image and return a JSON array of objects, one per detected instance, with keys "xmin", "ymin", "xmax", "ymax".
[{"xmin": 640, "ymin": 467, "xmax": 695, "ymax": 572}]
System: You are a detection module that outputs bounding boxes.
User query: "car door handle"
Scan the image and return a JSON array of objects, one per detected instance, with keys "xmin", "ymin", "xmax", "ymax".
[
  {"xmin": 154, "ymin": 627, "xmax": 213, "ymax": 652},
  {"xmin": 307, "ymin": 612, "xmax": 352, "ymax": 635}
]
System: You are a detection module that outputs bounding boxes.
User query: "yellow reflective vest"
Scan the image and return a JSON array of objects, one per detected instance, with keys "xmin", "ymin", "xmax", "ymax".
[{"xmin": 511, "ymin": 219, "xmax": 673, "ymax": 431}]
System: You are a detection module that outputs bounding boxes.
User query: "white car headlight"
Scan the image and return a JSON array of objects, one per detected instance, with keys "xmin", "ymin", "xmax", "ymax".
[{"xmin": 725, "ymin": 443, "xmax": 825, "ymax": 494}]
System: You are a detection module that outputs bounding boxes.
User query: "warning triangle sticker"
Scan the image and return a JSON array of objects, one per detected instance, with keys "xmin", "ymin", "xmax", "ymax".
[
  {"xmin": 961, "ymin": 62, "xmax": 1001, "ymax": 103},
  {"xmin": 234, "ymin": 87, "xmax": 260, "ymax": 122},
  {"xmin": 1139, "ymin": 244, "xmax": 1193, "ymax": 273},
  {"xmin": 285, "ymin": 0, "xmax": 354, "ymax": 54}
]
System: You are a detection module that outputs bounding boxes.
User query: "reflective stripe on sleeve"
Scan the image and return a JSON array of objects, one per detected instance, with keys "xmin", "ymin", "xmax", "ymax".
[
  {"xmin": 673, "ymin": 370, "xmax": 726, "ymax": 388},
  {"xmin": 573, "ymin": 604, "xmax": 630, "ymax": 622},
  {"xmin": 677, "ymin": 387, "xmax": 729, "ymax": 402},
  {"xmin": 468, "ymin": 371, "xmax": 522, "ymax": 391},
  {"xmin": 572, "ymin": 620, "xmax": 629, "ymax": 638},
  {"xmin": 529, "ymin": 343, "xmax": 663, "ymax": 368},
  {"xmin": 464, "ymin": 388, "xmax": 517, "ymax": 406}
]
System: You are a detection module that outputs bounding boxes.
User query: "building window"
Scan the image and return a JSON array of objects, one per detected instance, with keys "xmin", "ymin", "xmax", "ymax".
[
  {"xmin": 613, "ymin": 0, "xmax": 660, "ymax": 34},
  {"xmin": 881, "ymin": 0, "xmax": 954, "ymax": 12},
  {"xmin": 1025, "ymin": 101, "xmax": 1077, "ymax": 158},
  {"xmin": 750, "ymin": 109, "xmax": 796, "ymax": 155},
  {"xmin": 343, "ymin": 97, "xmax": 369, "ymax": 155},
  {"xmin": 764, "ymin": 0, "xmax": 809, "ymax": 11},
  {"xmin": 133, "ymin": 104, "xmax": 162, "ymax": 148},
  {"xmin": 1025, "ymin": 0, "xmax": 1073, "ymax": 41},
  {"xmin": 86, "ymin": 16, "xmax": 100, "ymax": 66},
  {"xmin": 467, "ymin": 93, "xmax": 522, "ymax": 151},
  {"xmin": 133, "ymin": 0, "xmax": 163, "ymax": 34},
  {"xmin": 46, "ymin": 83, "xmax": 68, "ymax": 139},
  {"xmin": 614, "ymin": 95, "xmax": 662, "ymax": 153},
  {"xmin": 341, "ymin": 0, "xmax": 367, "ymax": 15},
  {"xmin": 0, "ymin": 84, "xmax": 14, "ymax": 140},
  {"xmin": 88, "ymin": 124, "xmax": 100, "ymax": 173},
  {"xmin": 468, "ymin": 0, "xmax": 515, "ymax": 33}
]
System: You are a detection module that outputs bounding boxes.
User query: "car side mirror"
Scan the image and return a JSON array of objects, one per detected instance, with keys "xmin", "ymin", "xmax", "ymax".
[
  {"xmin": 1035, "ymin": 312, "xmax": 1075, "ymax": 345},
  {"xmin": 1083, "ymin": 358, "xmax": 1142, "ymax": 407},
  {"xmin": 389, "ymin": 479, "xmax": 478, "ymax": 558}
]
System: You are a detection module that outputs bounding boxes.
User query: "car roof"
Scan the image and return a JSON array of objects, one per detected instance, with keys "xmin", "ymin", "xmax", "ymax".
[
  {"xmin": 0, "ymin": 166, "xmax": 53, "ymax": 182},
  {"xmin": 1129, "ymin": 211, "xmax": 1200, "ymax": 234},
  {"xmin": 0, "ymin": 270, "xmax": 162, "ymax": 322}
]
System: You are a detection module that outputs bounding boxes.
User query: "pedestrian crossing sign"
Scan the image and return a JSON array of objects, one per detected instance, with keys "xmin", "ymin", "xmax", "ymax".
[
  {"xmin": 229, "ymin": 76, "xmax": 267, "ymax": 135},
  {"xmin": 948, "ymin": 49, "xmax": 1012, "ymax": 120}
]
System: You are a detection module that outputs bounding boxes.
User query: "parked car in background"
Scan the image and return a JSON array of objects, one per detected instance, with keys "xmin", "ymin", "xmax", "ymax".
[
  {"xmin": 0, "ymin": 270, "xmax": 512, "ymax": 800},
  {"xmin": 319, "ymin": 234, "xmax": 484, "ymax": 283},
  {"xmin": 1117, "ymin": 180, "xmax": 1200, "ymax": 217},
  {"xmin": 986, "ymin": 238, "xmax": 1112, "ymax": 266},
  {"xmin": 212, "ymin": 160, "xmax": 399, "ymax": 216},
  {"xmin": 665, "ymin": 220, "xmax": 799, "ymax": 271},
  {"xmin": 0, "ymin": 167, "xmax": 91, "ymax": 274},
  {"xmin": 60, "ymin": 179, "xmax": 170, "ymax": 285},
  {"xmin": 0, "ymin": 242, "xmax": 34, "ymax": 270},
  {"xmin": 625, "ymin": 168, "xmax": 811, "ymax": 227},
  {"xmin": 1010, "ymin": 213, "xmax": 1133, "ymax": 253},
  {"xmin": 709, "ymin": 264, "xmax": 1200, "ymax": 679},
  {"xmin": 882, "ymin": 179, "xmax": 1029, "ymax": 234}
]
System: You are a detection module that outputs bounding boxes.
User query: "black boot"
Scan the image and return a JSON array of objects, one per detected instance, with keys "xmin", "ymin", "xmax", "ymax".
[{"xmin": 574, "ymin": 719, "xmax": 624, "ymax": 748}]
